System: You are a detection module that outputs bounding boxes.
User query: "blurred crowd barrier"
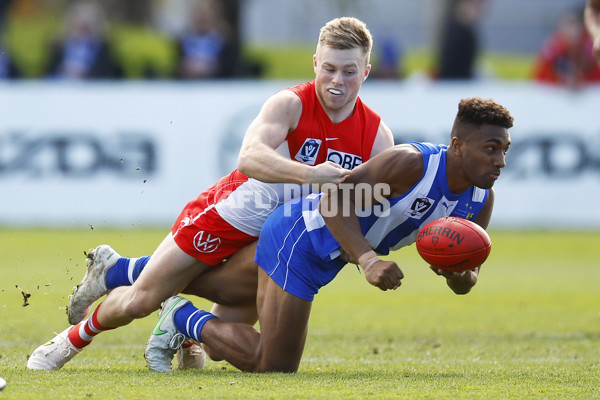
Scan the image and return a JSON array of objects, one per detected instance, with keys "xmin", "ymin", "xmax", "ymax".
[{"xmin": 1, "ymin": 80, "xmax": 598, "ymax": 229}]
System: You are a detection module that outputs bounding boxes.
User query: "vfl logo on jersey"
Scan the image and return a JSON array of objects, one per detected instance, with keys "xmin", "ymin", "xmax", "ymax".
[
  {"xmin": 193, "ymin": 231, "xmax": 221, "ymax": 253},
  {"xmin": 403, "ymin": 196, "xmax": 435, "ymax": 219},
  {"xmin": 327, "ymin": 149, "xmax": 363, "ymax": 169},
  {"xmin": 295, "ymin": 138, "xmax": 322, "ymax": 165}
]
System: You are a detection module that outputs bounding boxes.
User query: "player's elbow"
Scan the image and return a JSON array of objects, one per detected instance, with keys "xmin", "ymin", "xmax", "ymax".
[{"xmin": 237, "ymin": 152, "xmax": 253, "ymax": 176}]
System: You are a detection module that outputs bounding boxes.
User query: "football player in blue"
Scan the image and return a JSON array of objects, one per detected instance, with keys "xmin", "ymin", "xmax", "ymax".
[{"xmin": 144, "ymin": 97, "xmax": 513, "ymax": 372}]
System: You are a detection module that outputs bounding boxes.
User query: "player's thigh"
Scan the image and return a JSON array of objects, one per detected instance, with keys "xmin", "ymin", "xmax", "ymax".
[
  {"xmin": 256, "ymin": 268, "xmax": 312, "ymax": 372},
  {"xmin": 132, "ymin": 233, "xmax": 212, "ymax": 305},
  {"xmin": 183, "ymin": 241, "xmax": 259, "ymax": 305}
]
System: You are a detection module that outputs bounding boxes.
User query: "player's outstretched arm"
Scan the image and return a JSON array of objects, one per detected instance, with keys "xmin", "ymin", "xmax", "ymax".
[
  {"xmin": 320, "ymin": 170, "xmax": 401, "ymax": 290},
  {"xmin": 237, "ymin": 90, "xmax": 351, "ymax": 185},
  {"xmin": 585, "ymin": 0, "xmax": 600, "ymax": 64},
  {"xmin": 321, "ymin": 145, "xmax": 422, "ymax": 290}
]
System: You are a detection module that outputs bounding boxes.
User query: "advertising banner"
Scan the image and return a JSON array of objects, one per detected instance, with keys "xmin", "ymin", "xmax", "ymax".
[{"xmin": 1, "ymin": 81, "xmax": 598, "ymax": 228}]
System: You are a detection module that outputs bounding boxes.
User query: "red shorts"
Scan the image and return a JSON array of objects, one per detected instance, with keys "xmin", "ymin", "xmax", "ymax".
[{"xmin": 171, "ymin": 193, "xmax": 257, "ymax": 267}]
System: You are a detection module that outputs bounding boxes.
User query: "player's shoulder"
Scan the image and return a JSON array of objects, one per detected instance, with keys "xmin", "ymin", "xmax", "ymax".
[
  {"xmin": 387, "ymin": 143, "xmax": 424, "ymax": 160},
  {"xmin": 393, "ymin": 144, "xmax": 424, "ymax": 171},
  {"xmin": 366, "ymin": 144, "xmax": 424, "ymax": 194},
  {"xmin": 369, "ymin": 144, "xmax": 424, "ymax": 175},
  {"xmin": 266, "ymin": 89, "xmax": 303, "ymax": 111},
  {"xmin": 407, "ymin": 141, "xmax": 447, "ymax": 155},
  {"xmin": 259, "ymin": 88, "xmax": 303, "ymax": 125}
]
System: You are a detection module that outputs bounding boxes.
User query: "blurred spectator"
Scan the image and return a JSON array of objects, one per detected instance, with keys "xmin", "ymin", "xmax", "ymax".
[
  {"xmin": 174, "ymin": 0, "xmax": 236, "ymax": 79},
  {"xmin": 0, "ymin": 42, "xmax": 20, "ymax": 79},
  {"xmin": 436, "ymin": 0, "xmax": 486, "ymax": 80},
  {"xmin": 104, "ymin": 0, "xmax": 151, "ymax": 25},
  {"xmin": 0, "ymin": 0, "xmax": 19, "ymax": 79},
  {"xmin": 0, "ymin": 0, "xmax": 14, "ymax": 33},
  {"xmin": 45, "ymin": 1, "xmax": 121, "ymax": 80},
  {"xmin": 534, "ymin": 8, "xmax": 600, "ymax": 87},
  {"xmin": 371, "ymin": 37, "xmax": 403, "ymax": 79}
]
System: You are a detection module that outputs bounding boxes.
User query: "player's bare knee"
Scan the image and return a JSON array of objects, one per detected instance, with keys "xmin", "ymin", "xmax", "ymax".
[
  {"xmin": 254, "ymin": 362, "xmax": 298, "ymax": 373},
  {"xmin": 254, "ymin": 354, "xmax": 300, "ymax": 373}
]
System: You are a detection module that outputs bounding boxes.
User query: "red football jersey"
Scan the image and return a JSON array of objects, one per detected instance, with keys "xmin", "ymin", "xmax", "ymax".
[
  {"xmin": 172, "ymin": 80, "xmax": 384, "ymax": 261},
  {"xmin": 286, "ymin": 80, "xmax": 381, "ymax": 168}
]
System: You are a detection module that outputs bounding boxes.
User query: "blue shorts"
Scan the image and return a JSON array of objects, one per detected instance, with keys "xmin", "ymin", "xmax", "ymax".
[{"xmin": 255, "ymin": 203, "xmax": 347, "ymax": 301}]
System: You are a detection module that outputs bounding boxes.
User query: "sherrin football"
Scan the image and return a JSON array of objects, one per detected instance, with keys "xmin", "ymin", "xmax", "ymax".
[{"xmin": 416, "ymin": 217, "xmax": 491, "ymax": 272}]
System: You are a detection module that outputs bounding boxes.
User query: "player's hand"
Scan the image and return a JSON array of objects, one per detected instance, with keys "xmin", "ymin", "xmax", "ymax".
[
  {"xmin": 308, "ymin": 161, "xmax": 351, "ymax": 185},
  {"xmin": 430, "ymin": 266, "xmax": 478, "ymax": 295},
  {"xmin": 365, "ymin": 260, "xmax": 404, "ymax": 291}
]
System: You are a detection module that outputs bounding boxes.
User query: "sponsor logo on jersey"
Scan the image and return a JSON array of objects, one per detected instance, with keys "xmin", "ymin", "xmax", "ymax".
[
  {"xmin": 193, "ymin": 231, "xmax": 221, "ymax": 253},
  {"xmin": 404, "ymin": 196, "xmax": 435, "ymax": 218},
  {"xmin": 294, "ymin": 138, "xmax": 322, "ymax": 165},
  {"xmin": 326, "ymin": 149, "xmax": 363, "ymax": 169},
  {"xmin": 452, "ymin": 201, "xmax": 475, "ymax": 220}
]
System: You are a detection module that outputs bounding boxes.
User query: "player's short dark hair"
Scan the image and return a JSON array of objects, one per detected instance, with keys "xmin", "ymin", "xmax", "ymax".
[{"xmin": 455, "ymin": 97, "xmax": 514, "ymax": 129}]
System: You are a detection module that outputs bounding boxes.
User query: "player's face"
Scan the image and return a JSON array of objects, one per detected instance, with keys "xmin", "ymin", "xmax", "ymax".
[
  {"xmin": 461, "ymin": 124, "xmax": 511, "ymax": 189},
  {"xmin": 313, "ymin": 46, "xmax": 370, "ymax": 121}
]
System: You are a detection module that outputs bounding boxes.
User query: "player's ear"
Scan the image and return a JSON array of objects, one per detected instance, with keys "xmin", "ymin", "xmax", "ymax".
[
  {"xmin": 313, "ymin": 54, "xmax": 318, "ymax": 73},
  {"xmin": 363, "ymin": 64, "xmax": 371, "ymax": 81},
  {"xmin": 450, "ymin": 137, "xmax": 464, "ymax": 156}
]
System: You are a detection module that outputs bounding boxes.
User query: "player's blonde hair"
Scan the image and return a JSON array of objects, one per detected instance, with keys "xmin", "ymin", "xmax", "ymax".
[{"xmin": 316, "ymin": 17, "xmax": 373, "ymax": 66}]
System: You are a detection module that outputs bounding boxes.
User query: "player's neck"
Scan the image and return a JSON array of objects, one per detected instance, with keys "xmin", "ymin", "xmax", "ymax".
[
  {"xmin": 445, "ymin": 153, "xmax": 471, "ymax": 194},
  {"xmin": 322, "ymin": 101, "xmax": 357, "ymax": 124}
]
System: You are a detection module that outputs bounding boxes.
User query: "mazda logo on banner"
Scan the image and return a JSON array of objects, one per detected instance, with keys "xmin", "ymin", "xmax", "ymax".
[{"xmin": 0, "ymin": 132, "xmax": 157, "ymax": 179}]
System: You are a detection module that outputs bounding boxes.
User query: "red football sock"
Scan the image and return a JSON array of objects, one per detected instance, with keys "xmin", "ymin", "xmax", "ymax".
[{"xmin": 68, "ymin": 304, "xmax": 115, "ymax": 349}]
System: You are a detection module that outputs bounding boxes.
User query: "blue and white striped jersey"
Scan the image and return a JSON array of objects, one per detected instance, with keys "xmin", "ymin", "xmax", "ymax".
[{"xmin": 301, "ymin": 142, "xmax": 489, "ymax": 260}]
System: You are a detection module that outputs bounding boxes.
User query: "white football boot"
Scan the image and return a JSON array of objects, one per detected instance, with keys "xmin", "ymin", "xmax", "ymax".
[
  {"xmin": 176, "ymin": 339, "xmax": 206, "ymax": 370},
  {"xmin": 144, "ymin": 296, "xmax": 189, "ymax": 372},
  {"xmin": 67, "ymin": 245, "xmax": 120, "ymax": 325},
  {"xmin": 27, "ymin": 326, "xmax": 79, "ymax": 370}
]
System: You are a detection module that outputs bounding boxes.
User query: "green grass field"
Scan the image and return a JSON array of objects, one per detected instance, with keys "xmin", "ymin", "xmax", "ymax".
[{"xmin": 0, "ymin": 228, "xmax": 599, "ymax": 399}]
